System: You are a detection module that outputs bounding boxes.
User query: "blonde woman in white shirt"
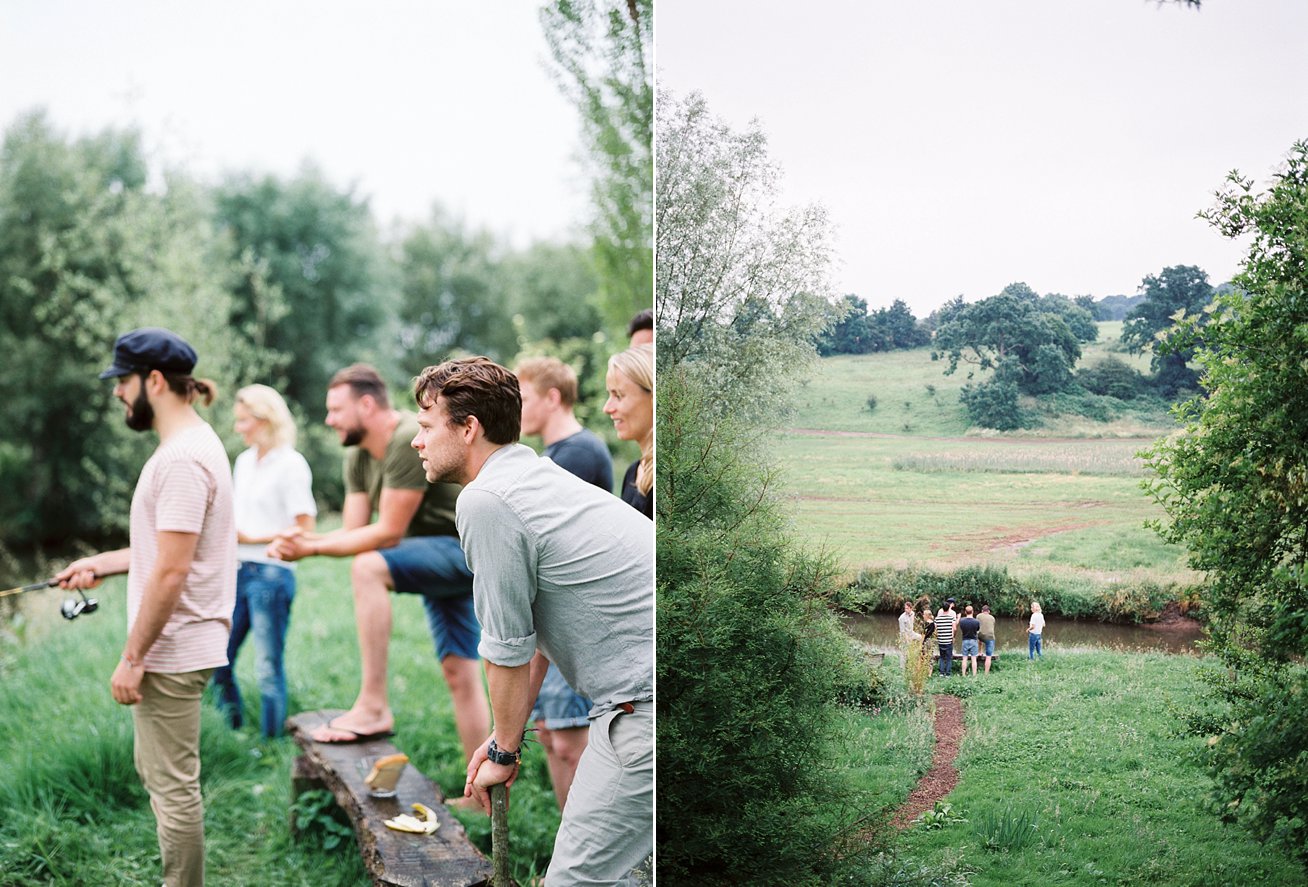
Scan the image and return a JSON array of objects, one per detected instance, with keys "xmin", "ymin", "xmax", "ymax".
[
  {"xmin": 1028, "ymin": 601, "xmax": 1045, "ymax": 660},
  {"xmin": 213, "ymin": 384, "xmax": 317, "ymax": 737}
]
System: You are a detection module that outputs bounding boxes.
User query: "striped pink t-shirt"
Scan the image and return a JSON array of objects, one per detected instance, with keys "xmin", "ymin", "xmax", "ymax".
[{"xmin": 128, "ymin": 422, "xmax": 236, "ymax": 673}]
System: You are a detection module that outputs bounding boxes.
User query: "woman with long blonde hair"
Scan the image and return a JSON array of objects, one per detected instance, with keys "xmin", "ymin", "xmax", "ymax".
[
  {"xmin": 604, "ymin": 344, "xmax": 653, "ymax": 519},
  {"xmin": 212, "ymin": 384, "xmax": 317, "ymax": 737}
]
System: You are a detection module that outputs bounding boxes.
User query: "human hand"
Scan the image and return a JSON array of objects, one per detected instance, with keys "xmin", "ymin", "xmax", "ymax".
[
  {"xmin": 464, "ymin": 736, "xmax": 520, "ymax": 814},
  {"xmin": 110, "ymin": 656, "xmax": 144, "ymax": 705},
  {"xmin": 56, "ymin": 556, "xmax": 105, "ymax": 590},
  {"xmin": 267, "ymin": 527, "xmax": 315, "ymax": 561}
]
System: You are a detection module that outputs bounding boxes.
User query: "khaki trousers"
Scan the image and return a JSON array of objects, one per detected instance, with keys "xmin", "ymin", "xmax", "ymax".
[
  {"xmin": 132, "ymin": 669, "xmax": 213, "ymax": 887},
  {"xmin": 546, "ymin": 702, "xmax": 653, "ymax": 886}
]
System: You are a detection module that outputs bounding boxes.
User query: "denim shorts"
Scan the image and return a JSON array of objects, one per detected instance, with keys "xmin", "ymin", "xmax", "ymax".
[
  {"xmin": 961, "ymin": 638, "xmax": 979, "ymax": 656},
  {"xmin": 982, "ymin": 638, "xmax": 995, "ymax": 657},
  {"xmin": 380, "ymin": 536, "xmax": 480, "ymax": 661},
  {"xmin": 530, "ymin": 663, "xmax": 592, "ymax": 730}
]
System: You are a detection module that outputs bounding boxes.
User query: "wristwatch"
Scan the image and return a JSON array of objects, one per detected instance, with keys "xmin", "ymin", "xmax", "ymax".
[{"xmin": 486, "ymin": 738, "xmax": 522, "ymax": 766}]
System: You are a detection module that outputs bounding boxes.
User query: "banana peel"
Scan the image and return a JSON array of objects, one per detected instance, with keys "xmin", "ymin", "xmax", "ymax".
[{"xmin": 384, "ymin": 802, "xmax": 440, "ymax": 835}]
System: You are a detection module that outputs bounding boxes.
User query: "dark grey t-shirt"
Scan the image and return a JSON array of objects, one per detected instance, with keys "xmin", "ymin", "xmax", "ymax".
[{"xmin": 544, "ymin": 428, "xmax": 613, "ymax": 493}]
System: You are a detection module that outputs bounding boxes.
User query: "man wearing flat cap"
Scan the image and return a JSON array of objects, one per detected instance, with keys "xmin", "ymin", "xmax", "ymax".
[{"xmin": 59, "ymin": 327, "xmax": 235, "ymax": 887}]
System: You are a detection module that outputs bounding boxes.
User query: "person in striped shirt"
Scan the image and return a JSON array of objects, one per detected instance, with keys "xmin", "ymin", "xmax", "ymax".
[
  {"xmin": 58, "ymin": 328, "xmax": 235, "ymax": 887},
  {"xmin": 935, "ymin": 597, "xmax": 959, "ymax": 677}
]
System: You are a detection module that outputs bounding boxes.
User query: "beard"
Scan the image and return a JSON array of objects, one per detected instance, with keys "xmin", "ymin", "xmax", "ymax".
[
  {"xmin": 340, "ymin": 425, "xmax": 365, "ymax": 447},
  {"xmin": 124, "ymin": 386, "xmax": 154, "ymax": 432}
]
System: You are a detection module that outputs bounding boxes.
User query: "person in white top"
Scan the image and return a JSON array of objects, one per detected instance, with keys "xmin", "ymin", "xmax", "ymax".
[
  {"xmin": 59, "ymin": 327, "xmax": 235, "ymax": 887},
  {"xmin": 1028, "ymin": 601, "xmax": 1046, "ymax": 660},
  {"xmin": 212, "ymin": 385, "xmax": 316, "ymax": 738}
]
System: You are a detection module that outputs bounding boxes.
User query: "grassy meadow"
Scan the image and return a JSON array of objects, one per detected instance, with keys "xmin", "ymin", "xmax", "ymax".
[
  {"xmin": 835, "ymin": 653, "xmax": 1305, "ymax": 885},
  {"xmin": 0, "ymin": 552, "xmax": 559, "ymax": 886},
  {"xmin": 779, "ymin": 323, "xmax": 1196, "ymax": 586}
]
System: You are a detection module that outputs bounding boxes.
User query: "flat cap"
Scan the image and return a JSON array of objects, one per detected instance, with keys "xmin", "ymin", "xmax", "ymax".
[{"xmin": 99, "ymin": 328, "xmax": 198, "ymax": 380}]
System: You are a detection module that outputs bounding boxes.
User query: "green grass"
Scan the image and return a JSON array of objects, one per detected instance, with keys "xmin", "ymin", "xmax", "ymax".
[
  {"xmin": 0, "ymin": 552, "xmax": 558, "ymax": 886},
  {"xmin": 777, "ymin": 323, "xmax": 1193, "ymax": 586},
  {"xmin": 831, "ymin": 653, "xmax": 1305, "ymax": 885}
]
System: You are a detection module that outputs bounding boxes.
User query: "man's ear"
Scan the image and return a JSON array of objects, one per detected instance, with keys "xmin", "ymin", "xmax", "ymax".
[
  {"xmin": 546, "ymin": 387, "xmax": 565, "ymax": 409},
  {"xmin": 462, "ymin": 414, "xmax": 482, "ymax": 442},
  {"xmin": 145, "ymin": 369, "xmax": 166, "ymax": 396}
]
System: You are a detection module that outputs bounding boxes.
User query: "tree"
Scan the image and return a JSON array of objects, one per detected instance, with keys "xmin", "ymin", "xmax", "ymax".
[
  {"xmin": 1144, "ymin": 141, "xmax": 1308, "ymax": 862},
  {"xmin": 931, "ymin": 285, "xmax": 1081, "ymax": 397},
  {"xmin": 212, "ymin": 167, "xmax": 394, "ymax": 412},
  {"xmin": 1121, "ymin": 264, "xmax": 1214, "ymax": 395},
  {"xmin": 0, "ymin": 113, "xmax": 250, "ymax": 546},
  {"xmin": 540, "ymin": 0, "xmax": 652, "ymax": 332},
  {"xmin": 655, "ymin": 92, "xmax": 877, "ymax": 882},
  {"xmin": 868, "ymin": 298, "xmax": 930, "ymax": 350},
  {"xmin": 656, "ymin": 90, "xmax": 838, "ymax": 422},
  {"xmin": 816, "ymin": 294, "xmax": 869, "ymax": 356},
  {"xmin": 394, "ymin": 208, "xmax": 517, "ymax": 367}
]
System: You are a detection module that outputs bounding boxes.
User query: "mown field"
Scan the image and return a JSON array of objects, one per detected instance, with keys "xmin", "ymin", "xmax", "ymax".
[
  {"xmin": 0, "ymin": 550, "xmax": 559, "ymax": 886},
  {"xmin": 779, "ymin": 323, "xmax": 1195, "ymax": 585},
  {"xmin": 836, "ymin": 653, "xmax": 1305, "ymax": 885}
]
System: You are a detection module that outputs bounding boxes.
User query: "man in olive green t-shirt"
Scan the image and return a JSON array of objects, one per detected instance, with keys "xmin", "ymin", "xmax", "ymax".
[{"xmin": 270, "ymin": 364, "xmax": 490, "ymax": 753}]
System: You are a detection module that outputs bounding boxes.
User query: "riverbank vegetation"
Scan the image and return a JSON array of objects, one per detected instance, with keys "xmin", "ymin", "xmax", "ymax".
[{"xmin": 0, "ymin": 556, "xmax": 559, "ymax": 885}]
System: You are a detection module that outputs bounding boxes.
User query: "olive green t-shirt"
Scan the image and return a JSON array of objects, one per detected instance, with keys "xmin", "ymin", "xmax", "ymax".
[{"xmin": 344, "ymin": 411, "xmax": 460, "ymax": 538}]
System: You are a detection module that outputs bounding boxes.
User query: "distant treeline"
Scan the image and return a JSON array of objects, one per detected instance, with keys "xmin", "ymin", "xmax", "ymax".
[{"xmin": 819, "ymin": 269, "xmax": 1222, "ymax": 430}]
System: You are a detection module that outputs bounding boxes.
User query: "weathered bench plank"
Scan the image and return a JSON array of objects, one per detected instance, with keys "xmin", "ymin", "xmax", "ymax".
[{"xmin": 288, "ymin": 710, "xmax": 495, "ymax": 887}]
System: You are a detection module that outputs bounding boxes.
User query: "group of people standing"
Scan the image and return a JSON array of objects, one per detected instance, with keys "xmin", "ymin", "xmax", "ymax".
[
  {"xmin": 899, "ymin": 598, "xmax": 1048, "ymax": 676},
  {"xmin": 56, "ymin": 314, "xmax": 656, "ymax": 887}
]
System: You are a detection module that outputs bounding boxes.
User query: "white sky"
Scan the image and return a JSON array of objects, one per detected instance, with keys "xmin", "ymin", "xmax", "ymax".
[
  {"xmin": 656, "ymin": 0, "xmax": 1308, "ymax": 314},
  {"xmin": 0, "ymin": 1, "xmax": 589, "ymax": 245}
]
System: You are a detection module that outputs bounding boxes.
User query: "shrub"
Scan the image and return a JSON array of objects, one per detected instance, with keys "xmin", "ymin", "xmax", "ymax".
[
  {"xmin": 658, "ymin": 370, "xmax": 867, "ymax": 884},
  {"xmin": 866, "ymin": 393, "xmax": 879, "ymax": 412},
  {"xmin": 1077, "ymin": 355, "xmax": 1147, "ymax": 400},
  {"xmin": 960, "ymin": 379, "xmax": 1025, "ymax": 430}
]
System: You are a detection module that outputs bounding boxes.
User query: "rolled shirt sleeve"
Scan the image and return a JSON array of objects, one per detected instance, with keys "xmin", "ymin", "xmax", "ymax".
[{"xmin": 458, "ymin": 488, "xmax": 540, "ymax": 667}]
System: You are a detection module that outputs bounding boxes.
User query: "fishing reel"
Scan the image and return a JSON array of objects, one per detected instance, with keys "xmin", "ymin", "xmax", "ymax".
[{"xmin": 60, "ymin": 587, "xmax": 99, "ymax": 620}]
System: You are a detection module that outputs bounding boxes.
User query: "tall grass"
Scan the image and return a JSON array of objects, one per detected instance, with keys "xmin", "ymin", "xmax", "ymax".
[{"xmin": 0, "ymin": 554, "xmax": 559, "ymax": 885}]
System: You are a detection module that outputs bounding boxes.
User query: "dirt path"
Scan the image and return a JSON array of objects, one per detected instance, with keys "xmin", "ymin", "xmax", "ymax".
[{"xmin": 890, "ymin": 694, "xmax": 965, "ymax": 830}]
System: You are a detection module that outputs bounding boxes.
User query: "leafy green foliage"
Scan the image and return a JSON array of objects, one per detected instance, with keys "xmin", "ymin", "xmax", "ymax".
[
  {"xmin": 655, "ymin": 90, "xmax": 839, "ymax": 424},
  {"xmin": 1145, "ymin": 141, "xmax": 1308, "ymax": 862},
  {"xmin": 657, "ymin": 371, "xmax": 867, "ymax": 884},
  {"xmin": 0, "ymin": 113, "xmax": 252, "ymax": 546},
  {"xmin": 1076, "ymin": 355, "xmax": 1148, "ymax": 400},
  {"xmin": 931, "ymin": 283, "xmax": 1083, "ymax": 400},
  {"xmin": 913, "ymin": 801, "xmax": 966, "ymax": 830},
  {"xmin": 540, "ymin": 0, "xmax": 652, "ymax": 331},
  {"xmin": 290, "ymin": 789, "xmax": 355, "ymax": 852},
  {"xmin": 959, "ymin": 377, "xmax": 1025, "ymax": 430},
  {"xmin": 818, "ymin": 296, "xmax": 929, "ymax": 356},
  {"xmin": 1121, "ymin": 264, "xmax": 1214, "ymax": 395}
]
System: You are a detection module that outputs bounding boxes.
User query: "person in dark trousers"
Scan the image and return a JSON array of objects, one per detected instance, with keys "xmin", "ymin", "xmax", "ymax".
[{"xmin": 935, "ymin": 597, "xmax": 958, "ymax": 676}]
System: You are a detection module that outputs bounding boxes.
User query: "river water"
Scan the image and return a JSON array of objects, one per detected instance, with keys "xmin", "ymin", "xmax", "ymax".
[{"xmin": 845, "ymin": 611, "xmax": 1204, "ymax": 655}]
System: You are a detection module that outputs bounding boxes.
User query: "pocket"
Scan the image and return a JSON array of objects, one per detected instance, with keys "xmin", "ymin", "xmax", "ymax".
[{"xmin": 603, "ymin": 708, "xmax": 652, "ymax": 771}]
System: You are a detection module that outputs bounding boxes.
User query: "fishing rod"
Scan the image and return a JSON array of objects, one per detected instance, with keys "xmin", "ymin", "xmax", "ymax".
[{"xmin": 0, "ymin": 576, "xmax": 100, "ymax": 620}]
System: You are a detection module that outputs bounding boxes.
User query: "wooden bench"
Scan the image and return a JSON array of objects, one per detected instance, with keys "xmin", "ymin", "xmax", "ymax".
[{"xmin": 288, "ymin": 710, "xmax": 495, "ymax": 887}]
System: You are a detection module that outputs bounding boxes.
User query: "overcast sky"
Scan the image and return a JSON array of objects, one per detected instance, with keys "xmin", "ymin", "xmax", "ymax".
[
  {"xmin": 656, "ymin": 0, "xmax": 1308, "ymax": 314},
  {"xmin": 0, "ymin": 1, "xmax": 587, "ymax": 246}
]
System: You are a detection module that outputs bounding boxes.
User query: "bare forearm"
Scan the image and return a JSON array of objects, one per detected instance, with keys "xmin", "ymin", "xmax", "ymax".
[
  {"xmin": 310, "ymin": 523, "xmax": 403, "ymax": 557},
  {"xmin": 485, "ymin": 661, "xmax": 543, "ymax": 752},
  {"xmin": 123, "ymin": 567, "xmax": 187, "ymax": 662}
]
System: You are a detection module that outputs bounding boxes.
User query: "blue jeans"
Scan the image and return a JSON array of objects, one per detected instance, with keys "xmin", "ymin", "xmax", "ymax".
[
  {"xmin": 938, "ymin": 642, "xmax": 953, "ymax": 676},
  {"xmin": 1028, "ymin": 632, "xmax": 1042, "ymax": 659},
  {"xmin": 212, "ymin": 562, "xmax": 295, "ymax": 737}
]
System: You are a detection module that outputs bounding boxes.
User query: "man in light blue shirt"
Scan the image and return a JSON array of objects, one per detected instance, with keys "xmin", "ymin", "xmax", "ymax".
[{"xmin": 410, "ymin": 356, "xmax": 653, "ymax": 886}]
